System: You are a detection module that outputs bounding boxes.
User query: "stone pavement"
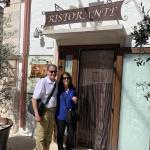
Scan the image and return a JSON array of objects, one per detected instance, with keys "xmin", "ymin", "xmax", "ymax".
[
  {"xmin": 6, "ymin": 131, "xmax": 88, "ymax": 150},
  {"xmin": 6, "ymin": 134, "xmax": 88, "ymax": 150},
  {"xmin": 7, "ymin": 134, "xmax": 58, "ymax": 150}
]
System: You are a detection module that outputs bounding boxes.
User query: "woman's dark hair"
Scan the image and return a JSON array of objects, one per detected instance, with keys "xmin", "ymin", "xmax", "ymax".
[{"xmin": 58, "ymin": 72, "xmax": 74, "ymax": 92}]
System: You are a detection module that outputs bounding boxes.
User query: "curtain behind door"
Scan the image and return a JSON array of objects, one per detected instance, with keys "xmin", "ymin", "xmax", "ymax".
[{"xmin": 77, "ymin": 50, "xmax": 114, "ymax": 150}]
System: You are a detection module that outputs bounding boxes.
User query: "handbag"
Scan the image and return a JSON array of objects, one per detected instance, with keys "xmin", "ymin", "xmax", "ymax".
[
  {"xmin": 28, "ymin": 99, "xmax": 45, "ymax": 116},
  {"xmin": 28, "ymin": 82, "xmax": 56, "ymax": 116},
  {"xmin": 66, "ymin": 109, "xmax": 79, "ymax": 123},
  {"xmin": 63, "ymin": 94, "xmax": 79, "ymax": 123}
]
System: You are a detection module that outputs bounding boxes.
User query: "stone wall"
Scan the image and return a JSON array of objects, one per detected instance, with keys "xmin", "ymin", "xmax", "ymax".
[{"xmin": 0, "ymin": 0, "xmax": 21, "ymax": 133}]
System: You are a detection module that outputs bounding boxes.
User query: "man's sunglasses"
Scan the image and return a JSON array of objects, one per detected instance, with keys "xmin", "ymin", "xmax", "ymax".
[
  {"xmin": 63, "ymin": 77, "xmax": 70, "ymax": 80},
  {"xmin": 49, "ymin": 70, "xmax": 57, "ymax": 73}
]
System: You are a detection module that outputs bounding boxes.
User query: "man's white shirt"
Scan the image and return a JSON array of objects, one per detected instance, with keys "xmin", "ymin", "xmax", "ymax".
[{"xmin": 33, "ymin": 76, "xmax": 58, "ymax": 108}]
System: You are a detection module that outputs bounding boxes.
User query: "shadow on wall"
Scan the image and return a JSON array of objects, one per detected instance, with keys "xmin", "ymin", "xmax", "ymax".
[
  {"xmin": 7, "ymin": 136, "xmax": 35, "ymax": 150},
  {"xmin": 126, "ymin": 35, "xmax": 132, "ymax": 47}
]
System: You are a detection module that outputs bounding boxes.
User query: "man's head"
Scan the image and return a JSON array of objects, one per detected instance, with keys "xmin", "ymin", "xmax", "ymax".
[{"xmin": 47, "ymin": 64, "xmax": 57, "ymax": 81}]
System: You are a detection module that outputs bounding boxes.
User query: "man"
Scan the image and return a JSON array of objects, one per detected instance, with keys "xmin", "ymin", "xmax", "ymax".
[{"xmin": 32, "ymin": 64, "xmax": 58, "ymax": 150}]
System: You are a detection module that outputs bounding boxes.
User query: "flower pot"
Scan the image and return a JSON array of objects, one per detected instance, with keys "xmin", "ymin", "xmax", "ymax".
[{"xmin": 0, "ymin": 117, "xmax": 13, "ymax": 150}]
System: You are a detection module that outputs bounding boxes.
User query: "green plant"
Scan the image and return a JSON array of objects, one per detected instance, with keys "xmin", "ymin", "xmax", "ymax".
[
  {"xmin": 131, "ymin": 3, "xmax": 150, "ymax": 66},
  {"xmin": 0, "ymin": 16, "xmax": 15, "ymax": 81},
  {"xmin": 0, "ymin": 15, "xmax": 16, "ymax": 116},
  {"xmin": 130, "ymin": 3, "xmax": 150, "ymax": 102},
  {"xmin": 131, "ymin": 3, "xmax": 150, "ymax": 47}
]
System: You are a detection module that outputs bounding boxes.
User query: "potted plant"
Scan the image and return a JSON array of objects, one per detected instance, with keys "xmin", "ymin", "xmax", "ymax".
[{"xmin": 0, "ymin": 13, "xmax": 15, "ymax": 150}]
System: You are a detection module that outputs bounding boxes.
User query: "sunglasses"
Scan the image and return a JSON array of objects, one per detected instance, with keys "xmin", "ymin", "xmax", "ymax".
[
  {"xmin": 49, "ymin": 70, "xmax": 57, "ymax": 73},
  {"xmin": 63, "ymin": 77, "xmax": 70, "ymax": 80}
]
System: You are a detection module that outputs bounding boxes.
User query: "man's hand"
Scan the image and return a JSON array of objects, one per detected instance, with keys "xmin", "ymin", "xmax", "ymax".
[
  {"xmin": 72, "ymin": 96, "xmax": 77, "ymax": 104},
  {"xmin": 35, "ymin": 112, "xmax": 41, "ymax": 122},
  {"xmin": 32, "ymin": 98, "xmax": 42, "ymax": 122}
]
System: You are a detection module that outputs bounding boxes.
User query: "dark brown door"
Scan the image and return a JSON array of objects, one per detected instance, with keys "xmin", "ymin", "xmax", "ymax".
[
  {"xmin": 58, "ymin": 47, "xmax": 79, "ymax": 88},
  {"xmin": 77, "ymin": 50, "xmax": 114, "ymax": 150}
]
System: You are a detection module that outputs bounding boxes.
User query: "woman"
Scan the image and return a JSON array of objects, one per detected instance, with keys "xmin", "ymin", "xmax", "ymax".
[{"xmin": 56, "ymin": 72, "xmax": 78, "ymax": 150}]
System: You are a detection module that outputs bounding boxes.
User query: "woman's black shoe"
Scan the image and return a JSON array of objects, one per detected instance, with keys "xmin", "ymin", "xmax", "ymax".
[{"xmin": 66, "ymin": 148, "xmax": 72, "ymax": 150}]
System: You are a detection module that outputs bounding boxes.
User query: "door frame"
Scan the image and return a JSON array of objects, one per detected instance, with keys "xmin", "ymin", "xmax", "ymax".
[
  {"xmin": 58, "ymin": 46, "xmax": 79, "ymax": 88},
  {"xmin": 58, "ymin": 44, "xmax": 122, "ymax": 150}
]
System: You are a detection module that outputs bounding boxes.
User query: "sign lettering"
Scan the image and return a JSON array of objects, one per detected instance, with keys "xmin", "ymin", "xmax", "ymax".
[{"xmin": 44, "ymin": 1, "xmax": 123, "ymax": 26}]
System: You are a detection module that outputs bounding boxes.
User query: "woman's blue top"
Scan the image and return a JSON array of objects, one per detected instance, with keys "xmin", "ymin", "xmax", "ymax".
[{"xmin": 56, "ymin": 87, "xmax": 77, "ymax": 121}]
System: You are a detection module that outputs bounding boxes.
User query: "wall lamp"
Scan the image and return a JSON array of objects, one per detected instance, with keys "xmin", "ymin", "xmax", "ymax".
[
  {"xmin": 33, "ymin": 28, "xmax": 42, "ymax": 38},
  {"xmin": 0, "ymin": 0, "xmax": 10, "ymax": 7},
  {"xmin": 33, "ymin": 27, "xmax": 45, "ymax": 47}
]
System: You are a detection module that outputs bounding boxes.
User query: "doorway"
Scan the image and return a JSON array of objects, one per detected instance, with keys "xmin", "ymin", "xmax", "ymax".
[
  {"xmin": 58, "ymin": 47, "xmax": 116, "ymax": 149},
  {"xmin": 77, "ymin": 50, "xmax": 114, "ymax": 150}
]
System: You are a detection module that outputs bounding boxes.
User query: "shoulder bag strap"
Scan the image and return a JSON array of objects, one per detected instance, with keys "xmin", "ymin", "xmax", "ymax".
[{"xmin": 45, "ymin": 82, "xmax": 56, "ymax": 105}]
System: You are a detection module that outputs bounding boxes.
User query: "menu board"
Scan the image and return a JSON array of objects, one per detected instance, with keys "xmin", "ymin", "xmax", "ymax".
[{"xmin": 27, "ymin": 55, "xmax": 54, "ymax": 93}]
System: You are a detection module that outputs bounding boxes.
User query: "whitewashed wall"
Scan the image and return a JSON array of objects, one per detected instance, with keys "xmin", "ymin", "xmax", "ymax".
[
  {"xmin": 118, "ymin": 54, "xmax": 150, "ymax": 150},
  {"xmin": 29, "ymin": 0, "xmax": 55, "ymax": 56},
  {"xmin": 20, "ymin": 0, "xmax": 150, "ymax": 137},
  {"xmin": 19, "ymin": 2, "xmax": 24, "ymax": 55},
  {"xmin": 27, "ymin": 0, "xmax": 150, "ymax": 53}
]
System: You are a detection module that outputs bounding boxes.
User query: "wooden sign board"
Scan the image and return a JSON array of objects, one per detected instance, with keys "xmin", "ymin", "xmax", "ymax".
[{"xmin": 44, "ymin": 1, "xmax": 123, "ymax": 26}]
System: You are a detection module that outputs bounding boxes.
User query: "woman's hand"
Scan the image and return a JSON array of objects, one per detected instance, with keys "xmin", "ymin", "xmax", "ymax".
[{"xmin": 72, "ymin": 96, "xmax": 77, "ymax": 104}]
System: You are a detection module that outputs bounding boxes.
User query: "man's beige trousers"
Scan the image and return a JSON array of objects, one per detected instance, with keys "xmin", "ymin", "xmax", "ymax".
[{"xmin": 35, "ymin": 108, "xmax": 56, "ymax": 150}]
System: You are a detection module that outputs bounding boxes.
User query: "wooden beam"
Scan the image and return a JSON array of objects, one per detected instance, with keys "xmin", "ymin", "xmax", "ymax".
[{"xmin": 111, "ymin": 55, "xmax": 123, "ymax": 150}]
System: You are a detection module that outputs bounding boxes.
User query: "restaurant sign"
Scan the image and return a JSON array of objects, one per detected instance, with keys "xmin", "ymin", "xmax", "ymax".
[{"xmin": 44, "ymin": 1, "xmax": 123, "ymax": 26}]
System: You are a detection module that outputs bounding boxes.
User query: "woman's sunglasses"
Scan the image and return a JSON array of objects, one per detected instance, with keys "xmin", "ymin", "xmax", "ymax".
[{"xmin": 63, "ymin": 77, "xmax": 70, "ymax": 80}]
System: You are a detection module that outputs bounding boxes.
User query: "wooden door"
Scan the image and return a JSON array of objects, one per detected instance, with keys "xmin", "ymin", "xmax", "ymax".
[{"xmin": 77, "ymin": 50, "xmax": 115, "ymax": 150}]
